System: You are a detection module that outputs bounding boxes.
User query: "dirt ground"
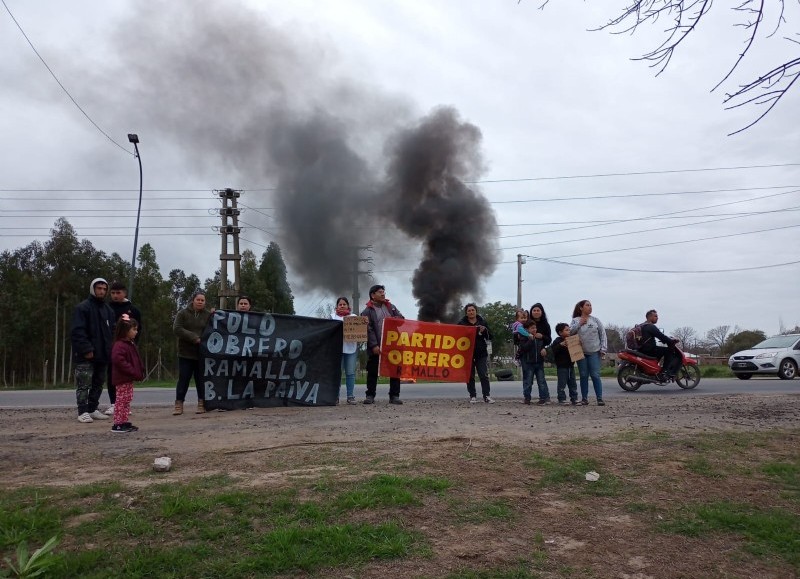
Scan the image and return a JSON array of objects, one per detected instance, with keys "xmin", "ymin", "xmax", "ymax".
[{"xmin": 3, "ymin": 393, "xmax": 800, "ymax": 577}]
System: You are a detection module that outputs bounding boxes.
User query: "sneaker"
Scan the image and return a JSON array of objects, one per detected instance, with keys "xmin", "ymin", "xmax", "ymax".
[
  {"xmin": 389, "ymin": 397, "xmax": 403, "ymax": 405},
  {"xmin": 363, "ymin": 396, "xmax": 375, "ymax": 405},
  {"xmin": 77, "ymin": 412, "xmax": 93, "ymax": 423},
  {"xmin": 104, "ymin": 405, "xmax": 115, "ymax": 416},
  {"xmin": 469, "ymin": 396, "xmax": 478, "ymax": 404},
  {"xmin": 346, "ymin": 397, "xmax": 357, "ymax": 405},
  {"xmin": 537, "ymin": 399, "xmax": 549, "ymax": 405},
  {"xmin": 89, "ymin": 410, "xmax": 109, "ymax": 420},
  {"xmin": 597, "ymin": 399, "xmax": 606, "ymax": 406},
  {"xmin": 483, "ymin": 396, "xmax": 494, "ymax": 404},
  {"xmin": 522, "ymin": 398, "xmax": 531, "ymax": 405},
  {"xmin": 126, "ymin": 423, "xmax": 139, "ymax": 432},
  {"xmin": 579, "ymin": 399, "xmax": 589, "ymax": 406},
  {"xmin": 111, "ymin": 424, "xmax": 132, "ymax": 433},
  {"xmin": 571, "ymin": 400, "xmax": 578, "ymax": 405},
  {"xmin": 558, "ymin": 400, "xmax": 567, "ymax": 405}
]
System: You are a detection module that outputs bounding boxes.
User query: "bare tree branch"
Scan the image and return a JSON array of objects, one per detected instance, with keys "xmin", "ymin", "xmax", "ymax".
[{"xmin": 574, "ymin": 0, "xmax": 800, "ymax": 132}]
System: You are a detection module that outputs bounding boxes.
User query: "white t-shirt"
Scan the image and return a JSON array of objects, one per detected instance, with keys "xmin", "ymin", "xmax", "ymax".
[{"xmin": 332, "ymin": 313, "xmax": 358, "ymax": 354}]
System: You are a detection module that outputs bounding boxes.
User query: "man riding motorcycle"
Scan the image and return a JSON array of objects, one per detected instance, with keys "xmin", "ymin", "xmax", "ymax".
[{"xmin": 639, "ymin": 310, "xmax": 681, "ymax": 380}]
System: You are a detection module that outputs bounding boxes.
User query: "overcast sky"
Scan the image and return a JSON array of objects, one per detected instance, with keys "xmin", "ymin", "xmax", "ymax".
[{"xmin": 2, "ymin": 0, "xmax": 798, "ymax": 339}]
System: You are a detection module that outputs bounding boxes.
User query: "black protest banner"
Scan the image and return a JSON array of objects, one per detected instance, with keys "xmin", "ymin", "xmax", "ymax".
[{"xmin": 200, "ymin": 311, "xmax": 343, "ymax": 409}]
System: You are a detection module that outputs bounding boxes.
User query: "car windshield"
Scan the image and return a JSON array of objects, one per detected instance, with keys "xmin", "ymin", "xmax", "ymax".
[{"xmin": 751, "ymin": 335, "xmax": 800, "ymax": 349}]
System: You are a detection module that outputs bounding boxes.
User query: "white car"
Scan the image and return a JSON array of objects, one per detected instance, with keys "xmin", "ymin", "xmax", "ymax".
[{"xmin": 728, "ymin": 334, "xmax": 800, "ymax": 380}]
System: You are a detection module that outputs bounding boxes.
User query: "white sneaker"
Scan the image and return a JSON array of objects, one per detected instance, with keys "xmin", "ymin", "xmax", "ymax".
[
  {"xmin": 89, "ymin": 410, "xmax": 109, "ymax": 420},
  {"xmin": 77, "ymin": 412, "xmax": 93, "ymax": 423},
  {"xmin": 104, "ymin": 405, "xmax": 115, "ymax": 416},
  {"xmin": 484, "ymin": 396, "xmax": 495, "ymax": 404},
  {"xmin": 469, "ymin": 396, "xmax": 477, "ymax": 404}
]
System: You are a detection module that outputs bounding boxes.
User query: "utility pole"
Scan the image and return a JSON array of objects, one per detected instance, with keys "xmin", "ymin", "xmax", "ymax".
[
  {"xmin": 351, "ymin": 245, "xmax": 373, "ymax": 310},
  {"xmin": 217, "ymin": 188, "xmax": 242, "ymax": 309},
  {"xmin": 517, "ymin": 254, "xmax": 526, "ymax": 310}
]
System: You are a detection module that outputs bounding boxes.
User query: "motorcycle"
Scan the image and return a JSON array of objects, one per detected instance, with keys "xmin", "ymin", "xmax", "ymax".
[{"xmin": 616, "ymin": 343, "xmax": 700, "ymax": 391}]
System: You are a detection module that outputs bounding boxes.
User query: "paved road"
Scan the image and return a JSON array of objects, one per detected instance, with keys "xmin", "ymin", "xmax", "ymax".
[{"xmin": 0, "ymin": 377, "xmax": 795, "ymax": 408}]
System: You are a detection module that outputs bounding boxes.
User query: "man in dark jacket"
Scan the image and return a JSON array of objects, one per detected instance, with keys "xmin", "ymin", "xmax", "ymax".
[
  {"xmin": 640, "ymin": 310, "xmax": 681, "ymax": 379},
  {"xmin": 105, "ymin": 281, "xmax": 144, "ymax": 415},
  {"xmin": 457, "ymin": 303, "xmax": 494, "ymax": 404},
  {"xmin": 360, "ymin": 284, "xmax": 404, "ymax": 405},
  {"xmin": 70, "ymin": 277, "xmax": 115, "ymax": 423}
]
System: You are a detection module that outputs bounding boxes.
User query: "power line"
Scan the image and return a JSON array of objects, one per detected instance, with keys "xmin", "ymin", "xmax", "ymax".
[
  {"xmin": 534, "ymin": 223, "xmax": 800, "ymax": 259},
  {"xmin": 1, "ymin": 0, "xmax": 133, "ymax": 156},
  {"xmin": 498, "ymin": 205, "xmax": 800, "ymax": 248},
  {"xmin": 467, "ymin": 162, "xmax": 800, "ymax": 183},
  {"xmin": 525, "ymin": 256, "xmax": 800, "ymax": 274},
  {"xmin": 490, "ymin": 184, "xmax": 800, "ymax": 204}
]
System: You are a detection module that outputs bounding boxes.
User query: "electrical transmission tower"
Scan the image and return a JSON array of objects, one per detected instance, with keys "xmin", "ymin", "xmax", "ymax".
[
  {"xmin": 216, "ymin": 188, "xmax": 242, "ymax": 309},
  {"xmin": 352, "ymin": 245, "xmax": 373, "ymax": 310}
]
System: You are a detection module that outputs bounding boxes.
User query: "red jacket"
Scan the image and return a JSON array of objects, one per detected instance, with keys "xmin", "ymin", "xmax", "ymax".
[{"xmin": 111, "ymin": 339, "xmax": 144, "ymax": 386}]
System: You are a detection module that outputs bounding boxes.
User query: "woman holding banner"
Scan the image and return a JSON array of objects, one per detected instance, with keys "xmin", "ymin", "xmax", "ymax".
[
  {"xmin": 457, "ymin": 303, "xmax": 494, "ymax": 404},
  {"xmin": 332, "ymin": 297, "xmax": 358, "ymax": 405},
  {"xmin": 172, "ymin": 290, "xmax": 212, "ymax": 415}
]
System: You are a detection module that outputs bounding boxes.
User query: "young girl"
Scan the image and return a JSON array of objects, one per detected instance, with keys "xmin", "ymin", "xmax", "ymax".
[
  {"xmin": 511, "ymin": 309, "xmax": 531, "ymax": 365},
  {"xmin": 331, "ymin": 297, "xmax": 358, "ymax": 405},
  {"xmin": 111, "ymin": 315, "xmax": 144, "ymax": 433}
]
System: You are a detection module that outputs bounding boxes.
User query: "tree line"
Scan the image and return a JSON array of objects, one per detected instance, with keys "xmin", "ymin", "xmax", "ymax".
[
  {"xmin": 2, "ymin": 219, "xmax": 794, "ymax": 386},
  {"xmin": 0, "ymin": 219, "xmax": 294, "ymax": 387}
]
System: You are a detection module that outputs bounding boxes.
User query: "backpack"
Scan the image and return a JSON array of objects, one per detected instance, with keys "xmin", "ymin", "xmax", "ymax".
[{"xmin": 625, "ymin": 324, "xmax": 644, "ymax": 350}]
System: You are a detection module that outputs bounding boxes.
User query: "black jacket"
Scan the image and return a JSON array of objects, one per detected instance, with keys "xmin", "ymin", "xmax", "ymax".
[
  {"xmin": 640, "ymin": 322, "xmax": 676, "ymax": 355},
  {"xmin": 360, "ymin": 299, "xmax": 404, "ymax": 351},
  {"xmin": 518, "ymin": 334, "xmax": 545, "ymax": 364},
  {"xmin": 457, "ymin": 314, "xmax": 492, "ymax": 359},
  {"xmin": 70, "ymin": 295, "xmax": 115, "ymax": 364},
  {"xmin": 550, "ymin": 336, "xmax": 573, "ymax": 368},
  {"xmin": 110, "ymin": 300, "xmax": 143, "ymax": 344}
]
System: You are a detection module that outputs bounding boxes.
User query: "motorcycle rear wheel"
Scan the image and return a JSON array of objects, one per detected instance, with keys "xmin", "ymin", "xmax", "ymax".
[
  {"xmin": 676, "ymin": 364, "xmax": 700, "ymax": 389},
  {"xmin": 617, "ymin": 364, "xmax": 641, "ymax": 391}
]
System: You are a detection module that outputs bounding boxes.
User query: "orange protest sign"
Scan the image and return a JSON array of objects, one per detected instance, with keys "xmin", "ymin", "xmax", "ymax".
[{"xmin": 378, "ymin": 319, "xmax": 477, "ymax": 382}]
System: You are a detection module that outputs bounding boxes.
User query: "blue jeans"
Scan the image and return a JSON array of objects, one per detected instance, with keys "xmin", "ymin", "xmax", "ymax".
[
  {"xmin": 521, "ymin": 361, "xmax": 545, "ymax": 401},
  {"xmin": 534, "ymin": 363, "xmax": 549, "ymax": 401},
  {"xmin": 556, "ymin": 366, "xmax": 578, "ymax": 402},
  {"xmin": 576, "ymin": 352, "xmax": 603, "ymax": 401},
  {"xmin": 340, "ymin": 352, "xmax": 356, "ymax": 399}
]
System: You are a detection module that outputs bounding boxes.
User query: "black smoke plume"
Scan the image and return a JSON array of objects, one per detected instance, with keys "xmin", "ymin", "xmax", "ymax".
[
  {"xmin": 384, "ymin": 107, "xmax": 499, "ymax": 321},
  {"xmin": 99, "ymin": 1, "xmax": 497, "ymax": 313}
]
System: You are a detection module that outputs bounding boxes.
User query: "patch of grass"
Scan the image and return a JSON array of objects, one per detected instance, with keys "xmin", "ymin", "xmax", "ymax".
[
  {"xmin": 762, "ymin": 461, "xmax": 800, "ymax": 499},
  {"xmin": 523, "ymin": 453, "xmax": 622, "ymax": 497},
  {"xmin": 0, "ymin": 489, "xmax": 63, "ymax": 549},
  {"xmin": 336, "ymin": 474, "xmax": 451, "ymax": 510},
  {"xmin": 230, "ymin": 521, "xmax": 421, "ymax": 575},
  {"xmin": 683, "ymin": 456, "xmax": 724, "ymax": 478},
  {"xmin": 626, "ymin": 502, "xmax": 660, "ymax": 514},
  {"xmin": 700, "ymin": 365, "xmax": 734, "ymax": 378},
  {"xmin": 445, "ymin": 562, "xmax": 541, "ymax": 578},
  {"xmin": 2, "ymin": 473, "xmax": 436, "ymax": 577},
  {"xmin": 661, "ymin": 501, "xmax": 800, "ymax": 568},
  {"xmin": 611, "ymin": 429, "xmax": 673, "ymax": 444},
  {"xmin": 449, "ymin": 498, "xmax": 515, "ymax": 524}
]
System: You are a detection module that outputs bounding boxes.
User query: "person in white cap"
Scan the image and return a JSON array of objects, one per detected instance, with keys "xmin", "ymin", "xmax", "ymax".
[{"xmin": 70, "ymin": 277, "xmax": 115, "ymax": 423}]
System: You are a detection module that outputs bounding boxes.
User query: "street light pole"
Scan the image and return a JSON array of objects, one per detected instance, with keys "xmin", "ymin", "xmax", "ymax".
[
  {"xmin": 516, "ymin": 254, "xmax": 527, "ymax": 310},
  {"xmin": 128, "ymin": 133, "xmax": 142, "ymax": 302}
]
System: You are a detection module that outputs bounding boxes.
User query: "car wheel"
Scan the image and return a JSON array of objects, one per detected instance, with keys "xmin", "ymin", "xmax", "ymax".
[
  {"xmin": 735, "ymin": 373, "xmax": 752, "ymax": 380},
  {"xmin": 777, "ymin": 359, "xmax": 798, "ymax": 380}
]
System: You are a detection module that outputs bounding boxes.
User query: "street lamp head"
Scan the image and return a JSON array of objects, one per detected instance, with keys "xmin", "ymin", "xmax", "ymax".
[{"xmin": 127, "ymin": 133, "xmax": 139, "ymax": 144}]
